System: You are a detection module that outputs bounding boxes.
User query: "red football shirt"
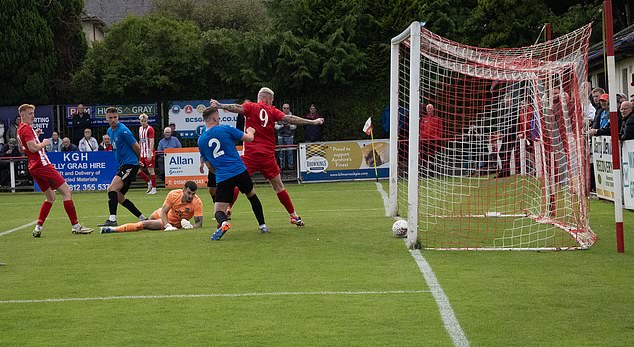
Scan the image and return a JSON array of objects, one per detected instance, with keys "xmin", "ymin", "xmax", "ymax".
[
  {"xmin": 17, "ymin": 123, "xmax": 51, "ymax": 170},
  {"xmin": 241, "ymin": 101, "xmax": 285, "ymax": 158},
  {"xmin": 139, "ymin": 125, "xmax": 155, "ymax": 158}
]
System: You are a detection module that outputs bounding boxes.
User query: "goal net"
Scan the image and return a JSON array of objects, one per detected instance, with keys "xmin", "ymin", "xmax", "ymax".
[{"xmin": 388, "ymin": 22, "xmax": 596, "ymax": 250}]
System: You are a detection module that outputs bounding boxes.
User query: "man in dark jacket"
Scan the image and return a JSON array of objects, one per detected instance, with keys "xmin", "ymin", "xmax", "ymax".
[
  {"xmin": 590, "ymin": 94, "xmax": 622, "ymax": 137},
  {"xmin": 620, "ymin": 101, "xmax": 634, "ymax": 141},
  {"xmin": 72, "ymin": 104, "xmax": 92, "ymax": 144}
]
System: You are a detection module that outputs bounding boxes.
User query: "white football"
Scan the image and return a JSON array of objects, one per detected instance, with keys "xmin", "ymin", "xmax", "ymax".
[{"xmin": 392, "ymin": 220, "xmax": 408, "ymax": 238}]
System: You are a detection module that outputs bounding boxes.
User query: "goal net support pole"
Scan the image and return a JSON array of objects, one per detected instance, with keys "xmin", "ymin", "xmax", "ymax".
[
  {"xmin": 389, "ymin": 22, "xmax": 422, "ymax": 249},
  {"xmin": 604, "ymin": 0, "xmax": 625, "ymax": 253}
]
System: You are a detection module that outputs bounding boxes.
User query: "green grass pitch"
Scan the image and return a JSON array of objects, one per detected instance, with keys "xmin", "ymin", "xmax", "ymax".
[{"xmin": 1, "ymin": 181, "xmax": 633, "ymax": 346}]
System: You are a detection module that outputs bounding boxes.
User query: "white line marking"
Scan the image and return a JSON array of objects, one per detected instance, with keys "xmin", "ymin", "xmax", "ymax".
[
  {"xmin": 0, "ymin": 221, "xmax": 36, "ymax": 237},
  {"xmin": 374, "ymin": 182, "xmax": 391, "ymax": 216},
  {"xmin": 410, "ymin": 250, "xmax": 469, "ymax": 347},
  {"xmin": 0, "ymin": 290, "xmax": 428, "ymax": 304},
  {"xmin": 375, "ymin": 182, "xmax": 469, "ymax": 347}
]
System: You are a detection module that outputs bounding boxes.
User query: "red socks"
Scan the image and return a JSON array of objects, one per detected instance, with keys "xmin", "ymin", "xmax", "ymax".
[
  {"xmin": 38, "ymin": 200, "xmax": 79, "ymax": 226},
  {"xmin": 150, "ymin": 174, "xmax": 157, "ymax": 188},
  {"xmin": 138, "ymin": 171, "xmax": 150, "ymax": 183},
  {"xmin": 37, "ymin": 201, "xmax": 53, "ymax": 225},
  {"xmin": 276, "ymin": 190, "xmax": 295, "ymax": 215},
  {"xmin": 63, "ymin": 200, "xmax": 79, "ymax": 225}
]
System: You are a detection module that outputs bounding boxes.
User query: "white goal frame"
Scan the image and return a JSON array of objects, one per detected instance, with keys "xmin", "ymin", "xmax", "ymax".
[
  {"xmin": 389, "ymin": 22, "xmax": 421, "ymax": 250},
  {"xmin": 388, "ymin": 22, "xmax": 595, "ymax": 251}
]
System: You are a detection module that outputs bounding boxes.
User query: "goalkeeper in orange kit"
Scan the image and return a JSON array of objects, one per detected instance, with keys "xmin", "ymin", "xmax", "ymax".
[{"xmin": 100, "ymin": 181, "xmax": 203, "ymax": 233}]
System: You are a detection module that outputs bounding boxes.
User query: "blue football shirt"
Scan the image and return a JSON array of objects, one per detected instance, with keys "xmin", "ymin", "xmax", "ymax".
[
  {"xmin": 198, "ymin": 125, "xmax": 245, "ymax": 183},
  {"xmin": 108, "ymin": 123, "xmax": 138, "ymax": 167}
]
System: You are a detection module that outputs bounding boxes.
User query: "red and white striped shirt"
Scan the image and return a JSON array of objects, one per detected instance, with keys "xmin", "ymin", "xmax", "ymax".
[
  {"xmin": 138, "ymin": 125, "xmax": 155, "ymax": 158},
  {"xmin": 17, "ymin": 123, "xmax": 51, "ymax": 170}
]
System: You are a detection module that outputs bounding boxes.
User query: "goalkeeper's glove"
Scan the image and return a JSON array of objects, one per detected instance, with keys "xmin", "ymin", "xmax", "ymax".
[
  {"xmin": 164, "ymin": 223, "xmax": 178, "ymax": 231},
  {"xmin": 180, "ymin": 219, "xmax": 193, "ymax": 229}
]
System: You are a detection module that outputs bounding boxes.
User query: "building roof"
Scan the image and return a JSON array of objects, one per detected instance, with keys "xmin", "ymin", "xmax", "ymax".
[
  {"xmin": 588, "ymin": 23, "xmax": 634, "ymax": 69},
  {"xmin": 81, "ymin": 12, "xmax": 106, "ymax": 28},
  {"xmin": 83, "ymin": 0, "xmax": 154, "ymax": 27}
]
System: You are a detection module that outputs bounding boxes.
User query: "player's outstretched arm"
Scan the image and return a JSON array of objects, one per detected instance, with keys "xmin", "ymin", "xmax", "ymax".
[
  {"xmin": 210, "ymin": 99, "xmax": 244, "ymax": 114},
  {"xmin": 282, "ymin": 114, "xmax": 324, "ymax": 126},
  {"xmin": 26, "ymin": 139, "xmax": 49, "ymax": 153}
]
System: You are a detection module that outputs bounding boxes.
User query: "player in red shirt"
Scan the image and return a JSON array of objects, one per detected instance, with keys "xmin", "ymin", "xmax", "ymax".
[
  {"xmin": 16, "ymin": 104, "xmax": 93, "ymax": 237},
  {"xmin": 210, "ymin": 87, "xmax": 324, "ymax": 226},
  {"xmin": 137, "ymin": 113, "xmax": 157, "ymax": 194}
]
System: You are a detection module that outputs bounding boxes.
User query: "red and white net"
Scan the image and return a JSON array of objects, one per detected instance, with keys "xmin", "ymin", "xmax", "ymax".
[{"xmin": 395, "ymin": 24, "xmax": 596, "ymax": 250}]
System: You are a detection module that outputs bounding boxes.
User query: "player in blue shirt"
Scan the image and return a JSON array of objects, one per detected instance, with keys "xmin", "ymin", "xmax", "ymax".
[
  {"xmin": 198, "ymin": 106, "xmax": 267, "ymax": 240},
  {"xmin": 99, "ymin": 107, "xmax": 146, "ymax": 227}
]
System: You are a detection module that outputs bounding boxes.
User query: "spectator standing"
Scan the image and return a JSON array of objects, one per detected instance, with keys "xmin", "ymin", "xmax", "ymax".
[
  {"xmin": 99, "ymin": 134, "xmax": 113, "ymax": 151},
  {"xmin": 61, "ymin": 137, "xmax": 78, "ymax": 152},
  {"xmin": 157, "ymin": 127, "xmax": 182, "ymax": 181},
  {"xmin": 6, "ymin": 115, "xmax": 20, "ymax": 143},
  {"xmin": 580, "ymin": 82, "xmax": 596, "ymax": 124},
  {"xmin": 45, "ymin": 132, "xmax": 63, "ymax": 152},
  {"xmin": 0, "ymin": 121, "xmax": 5, "ymax": 147},
  {"xmin": 72, "ymin": 104, "xmax": 92, "ymax": 144},
  {"xmin": 157, "ymin": 127, "xmax": 182, "ymax": 150},
  {"xmin": 275, "ymin": 103, "xmax": 297, "ymax": 169},
  {"xmin": 620, "ymin": 101, "xmax": 634, "ymax": 141},
  {"xmin": 2, "ymin": 138, "xmax": 20, "ymax": 156},
  {"xmin": 591, "ymin": 87, "xmax": 605, "ymax": 110},
  {"xmin": 0, "ymin": 138, "xmax": 21, "ymax": 186},
  {"xmin": 419, "ymin": 104, "xmax": 443, "ymax": 177},
  {"xmin": 168, "ymin": 122, "xmax": 181, "ymax": 140},
  {"xmin": 304, "ymin": 104, "xmax": 323, "ymax": 142},
  {"xmin": 630, "ymin": 94, "xmax": 634, "ymax": 103},
  {"xmin": 617, "ymin": 93, "xmax": 627, "ymax": 109},
  {"xmin": 78, "ymin": 128, "xmax": 98, "ymax": 152},
  {"xmin": 137, "ymin": 113, "xmax": 157, "ymax": 194},
  {"xmin": 590, "ymin": 94, "xmax": 621, "ymax": 137}
]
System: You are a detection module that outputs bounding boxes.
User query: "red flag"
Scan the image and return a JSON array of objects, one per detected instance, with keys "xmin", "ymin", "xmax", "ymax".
[{"xmin": 363, "ymin": 117, "xmax": 372, "ymax": 135}]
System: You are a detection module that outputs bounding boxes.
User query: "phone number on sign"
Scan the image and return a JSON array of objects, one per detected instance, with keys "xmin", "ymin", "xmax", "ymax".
[{"xmin": 67, "ymin": 184, "xmax": 110, "ymax": 191}]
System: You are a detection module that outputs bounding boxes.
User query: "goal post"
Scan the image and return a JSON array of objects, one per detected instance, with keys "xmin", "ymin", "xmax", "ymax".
[{"xmin": 389, "ymin": 22, "xmax": 596, "ymax": 250}]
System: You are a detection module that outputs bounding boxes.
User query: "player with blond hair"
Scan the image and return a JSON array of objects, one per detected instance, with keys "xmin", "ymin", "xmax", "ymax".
[
  {"xmin": 16, "ymin": 104, "xmax": 93, "ymax": 237},
  {"xmin": 209, "ymin": 87, "xmax": 324, "ymax": 226},
  {"xmin": 101, "ymin": 181, "xmax": 203, "ymax": 233},
  {"xmin": 137, "ymin": 113, "xmax": 157, "ymax": 194}
]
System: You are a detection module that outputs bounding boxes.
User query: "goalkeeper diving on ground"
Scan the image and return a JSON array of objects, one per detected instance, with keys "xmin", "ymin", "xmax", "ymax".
[{"xmin": 100, "ymin": 181, "xmax": 203, "ymax": 233}]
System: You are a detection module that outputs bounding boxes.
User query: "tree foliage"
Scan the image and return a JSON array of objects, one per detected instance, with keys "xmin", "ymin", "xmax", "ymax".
[
  {"xmin": 462, "ymin": 0, "xmax": 552, "ymax": 47},
  {"xmin": 37, "ymin": 0, "xmax": 88, "ymax": 103},
  {"xmin": 73, "ymin": 15, "xmax": 207, "ymax": 102},
  {"xmin": 152, "ymin": 0, "xmax": 270, "ymax": 32},
  {"xmin": 0, "ymin": 0, "xmax": 56, "ymax": 105}
]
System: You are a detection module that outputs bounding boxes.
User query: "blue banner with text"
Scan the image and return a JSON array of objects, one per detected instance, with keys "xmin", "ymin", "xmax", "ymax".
[{"xmin": 34, "ymin": 151, "xmax": 118, "ymax": 192}]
